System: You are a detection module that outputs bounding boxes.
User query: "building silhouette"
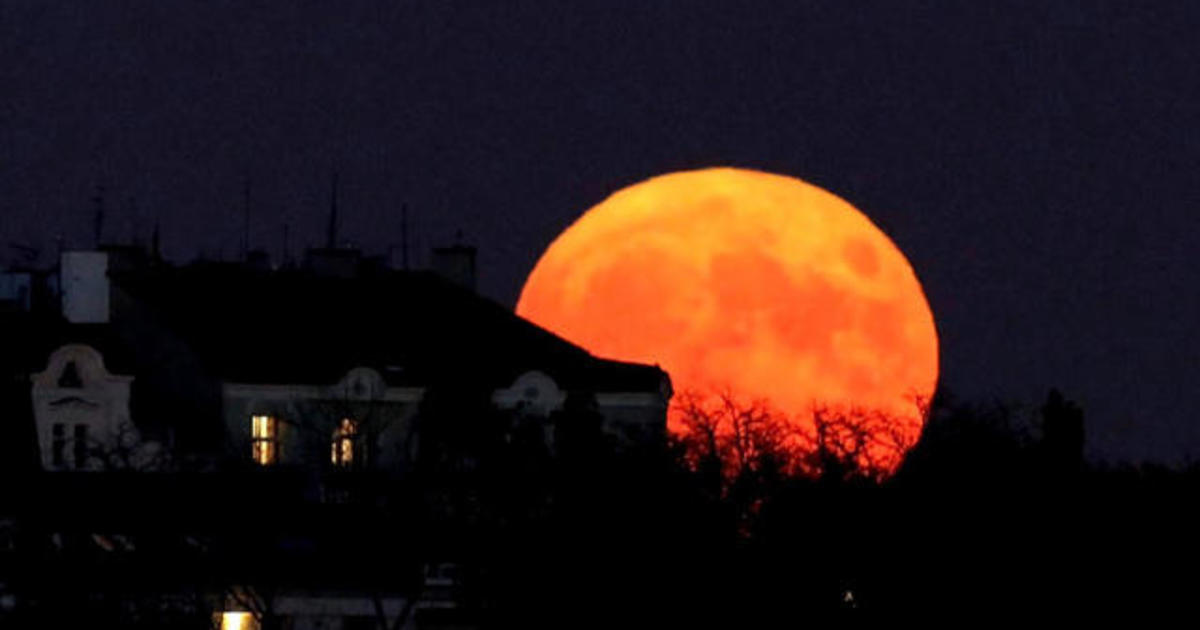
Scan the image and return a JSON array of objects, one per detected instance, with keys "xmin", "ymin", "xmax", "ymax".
[{"xmin": 0, "ymin": 244, "xmax": 671, "ymax": 629}]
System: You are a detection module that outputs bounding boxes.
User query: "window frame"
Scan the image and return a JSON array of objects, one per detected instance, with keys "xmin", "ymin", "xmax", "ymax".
[
  {"xmin": 330, "ymin": 417, "xmax": 362, "ymax": 468},
  {"xmin": 250, "ymin": 415, "xmax": 279, "ymax": 466}
]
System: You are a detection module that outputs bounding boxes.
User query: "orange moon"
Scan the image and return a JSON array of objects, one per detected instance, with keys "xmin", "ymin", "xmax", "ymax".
[{"xmin": 516, "ymin": 168, "xmax": 939, "ymax": 456}]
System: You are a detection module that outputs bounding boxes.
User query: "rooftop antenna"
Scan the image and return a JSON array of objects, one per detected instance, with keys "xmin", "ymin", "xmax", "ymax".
[
  {"xmin": 92, "ymin": 185, "xmax": 106, "ymax": 248},
  {"xmin": 401, "ymin": 202, "xmax": 410, "ymax": 270},
  {"xmin": 326, "ymin": 171, "xmax": 339, "ymax": 249},
  {"xmin": 242, "ymin": 178, "xmax": 252, "ymax": 260}
]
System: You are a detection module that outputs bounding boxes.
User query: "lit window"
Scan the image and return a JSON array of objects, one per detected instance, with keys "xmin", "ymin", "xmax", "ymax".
[
  {"xmin": 250, "ymin": 415, "xmax": 278, "ymax": 465},
  {"xmin": 331, "ymin": 418, "xmax": 360, "ymax": 467},
  {"xmin": 220, "ymin": 611, "xmax": 254, "ymax": 630}
]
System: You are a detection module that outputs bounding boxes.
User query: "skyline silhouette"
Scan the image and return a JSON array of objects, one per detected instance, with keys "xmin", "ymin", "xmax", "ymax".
[{"xmin": 5, "ymin": 2, "xmax": 1200, "ymax": 464}]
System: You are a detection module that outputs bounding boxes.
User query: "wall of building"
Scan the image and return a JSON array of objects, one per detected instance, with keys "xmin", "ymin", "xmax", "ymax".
[
  {"xmin": 221, "ymin": 369, "xmax": 669, "ymax": 472},
  {"xmin": 30, "ymin": 345, "xmax": 135, "ymax": 471},
  {"xmin": 493, "ymin": 372, "xmax": 670, "ymax": 445},
  {"xmin": 221, "ymin": 370, "xmax": 424, "ymax": 471},
  {"xmin": 60, "ymin": 252, "xmax": 110, "ymax": 324},
  {"xmin": 596, "ymin": 393, "xmax": 671, "ymax": 443}
]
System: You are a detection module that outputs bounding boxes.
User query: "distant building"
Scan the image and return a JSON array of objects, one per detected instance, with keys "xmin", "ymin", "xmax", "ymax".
[
  {"xmin": 0, "ymin": 271, "xmax": 33, "ymax": 313},
  {"xmin": 0, "ymin": 244, "xmax": 671, "ymax": 629},
  {"xmin": 11, "ymin": 246, "xmax": 670, "ymax": 473}
]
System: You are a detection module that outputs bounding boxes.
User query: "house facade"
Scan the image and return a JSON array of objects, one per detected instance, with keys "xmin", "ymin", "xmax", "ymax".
[
  {"xmin": 0, "ymin": 245, "xmax": 672, "ymax": 629},
  {"xmin": 15, "ymin": 247, "xmax": 670, "ymax": 475}
]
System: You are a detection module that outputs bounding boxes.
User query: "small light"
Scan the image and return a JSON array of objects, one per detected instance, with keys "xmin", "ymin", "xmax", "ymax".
[{"xmin": 221, "ymin": 611, "xmax": 253, "ymax": 630}]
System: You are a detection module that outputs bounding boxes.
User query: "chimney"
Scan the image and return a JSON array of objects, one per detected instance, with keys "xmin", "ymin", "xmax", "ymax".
[
  {"xmin": 61, "ymin": 251, "xmax": 110, "ymax": 323},
  {"xmin": 431, "ymin": 243, "xmax": 476, "ymax": 292}
]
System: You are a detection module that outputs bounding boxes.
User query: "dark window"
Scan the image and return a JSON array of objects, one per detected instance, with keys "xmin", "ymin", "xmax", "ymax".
[
  {"xmin": 73, "ymin": 424, "xmax": 88, "ymax": 469},
  {"xmin": 58, "ymin": 362, "xmax": 83, "ymax": 388},
  {"xmin": 51, "ymin": 424, "xmax": 66, "ymax": 468}
]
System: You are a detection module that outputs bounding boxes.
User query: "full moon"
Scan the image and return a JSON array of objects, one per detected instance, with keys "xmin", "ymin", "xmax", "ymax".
[{"xmin": 516, "ymin": 168, "xmax": 939, "ymax": 463}]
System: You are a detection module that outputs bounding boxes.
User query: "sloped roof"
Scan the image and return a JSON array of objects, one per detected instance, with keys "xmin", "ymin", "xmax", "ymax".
[{"xmin": 110, "ymin": 263, "xmax": 667, "ymax": 393}]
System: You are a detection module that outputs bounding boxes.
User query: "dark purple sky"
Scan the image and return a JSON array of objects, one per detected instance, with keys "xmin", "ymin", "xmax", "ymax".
[{"xmin": 5, "ymin": 1, "xmax": 1200, "ymax": 464}]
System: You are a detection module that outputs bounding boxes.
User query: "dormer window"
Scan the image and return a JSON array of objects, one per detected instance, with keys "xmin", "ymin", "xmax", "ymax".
[
  {"xmin": 331, "ymin": 418, "xmax": 360, "ymax": 468},
  {"xmin": 251, "ymin": 415, "xmax": 278, "ymax": 465}
]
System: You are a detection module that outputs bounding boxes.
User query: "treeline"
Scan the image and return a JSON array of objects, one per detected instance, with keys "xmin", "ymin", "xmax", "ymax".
[
  {"xmin": 4, "ymin": 385, "xmax": 1200, "ymax": 628},
  {"xmin": 466, "ymin": 387, "xmax": 1200, "ymax": 620}
]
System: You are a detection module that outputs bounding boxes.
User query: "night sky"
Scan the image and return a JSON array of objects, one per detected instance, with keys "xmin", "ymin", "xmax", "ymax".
[{"xmin": 4, "ymin": 1, "xmax": 1199, "ymax": 464}]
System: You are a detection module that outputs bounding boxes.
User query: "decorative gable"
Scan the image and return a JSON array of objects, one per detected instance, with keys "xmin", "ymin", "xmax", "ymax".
[{"xmin": 31, "ymin": 345, "xmax": 135, "ymax": 471}]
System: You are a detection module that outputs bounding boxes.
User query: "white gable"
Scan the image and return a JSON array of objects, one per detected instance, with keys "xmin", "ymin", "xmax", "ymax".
[{"xmin": 30, "ymin": 344, "xmax": 135, "ymax": 471}]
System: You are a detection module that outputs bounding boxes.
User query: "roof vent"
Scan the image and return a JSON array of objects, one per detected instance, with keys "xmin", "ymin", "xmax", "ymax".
[{"xmin": 431, "ymin": 241, "xmax": 476, "ymax": 292}]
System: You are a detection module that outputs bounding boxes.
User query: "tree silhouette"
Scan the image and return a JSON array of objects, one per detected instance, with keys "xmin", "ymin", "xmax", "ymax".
[
  {"xmin": 84, "ymin": 422, "xmax": 173, "ymax": 472},
  {"xmin": 1039, "ymin": 388, "xmax": 1084, "ymax": 477},
  {"xmin": 668, "ymin": 388, "xmax": 927, "ymax": 552},
  {"xmin": 672, "ymin": 389, "xmax": 924, "ymax": 488}
]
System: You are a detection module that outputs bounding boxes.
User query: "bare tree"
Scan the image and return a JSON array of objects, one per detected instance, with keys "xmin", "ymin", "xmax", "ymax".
[
  {"xmin": 85, "ymin": 421, "xmax": 173, "ymax": 472},
  {"xmin": 798, "ymin": 403, "xmax": 922, "ymax": 482},
  {"xmin": 675, "ymin": 390, "xmax": 793, "ymax": 494},
  {"xmin": 673, "ymin": 389, "xmax": 926, "ymax": 488}
]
